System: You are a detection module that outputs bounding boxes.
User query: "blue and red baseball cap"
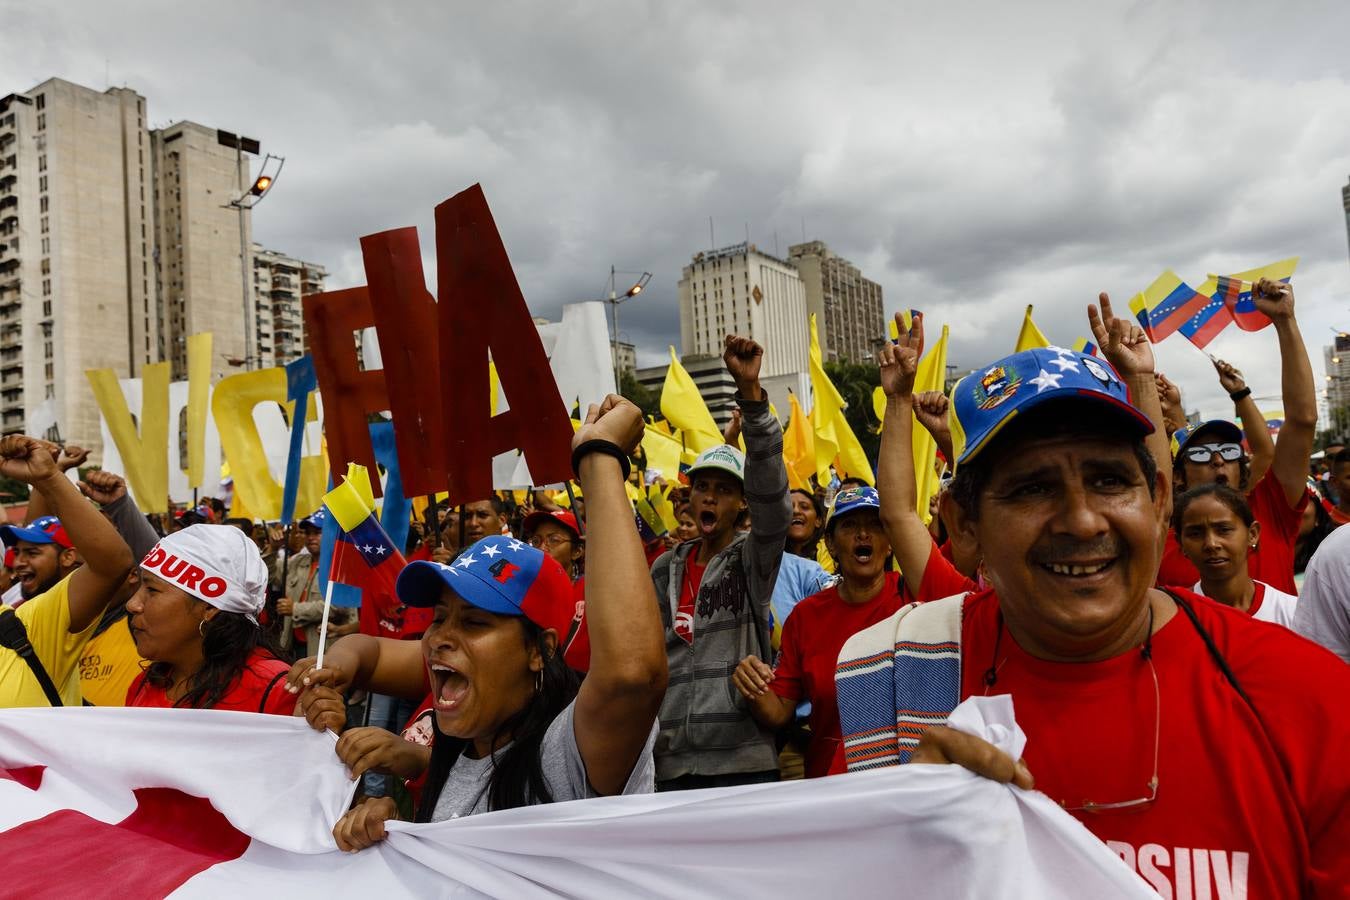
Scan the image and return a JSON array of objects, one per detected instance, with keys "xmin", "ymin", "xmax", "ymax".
[
  {"xmin": 1173, "ymin": 420, "xmax": 1244, "ymax": 460},
  {"xmin": 395, "ymin": 534, "xmax": 574, "ymax": 636},
  {"xmin": 0, "ymin": 515, "xmax": 72, "ymax": 550},
  {"xmin": 825, "ymin": 485, "xmax": 881, "ymax": 530},
  {"xmin": 949, "ymin": 347, "xmax": 1153, "ymax": 468}
]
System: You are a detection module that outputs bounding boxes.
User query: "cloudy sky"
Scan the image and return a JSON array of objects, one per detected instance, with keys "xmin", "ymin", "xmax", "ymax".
[{"xmin": 5, "ymin": 0, "xmax": 1350, "ymax": 422}]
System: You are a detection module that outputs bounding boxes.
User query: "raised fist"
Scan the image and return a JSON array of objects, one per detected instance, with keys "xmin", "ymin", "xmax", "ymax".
[
  {"xmin": 573, "ymin": 394, "xmax": 644, "ymax": 457},
  {"xmin": 723, "ymin": 335, "xmax": 764, "ymax": 399},
  {"xmin": 78, "ymin": 469, "xmax": 128, "ymax": 505}
]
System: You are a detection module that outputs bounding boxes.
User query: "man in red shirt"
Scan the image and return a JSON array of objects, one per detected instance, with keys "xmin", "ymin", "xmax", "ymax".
[
  {"xmin": 839, "ymin": 295, "xmax": 1348, "ymax": 899},
  {"xmin": 1155, "ymin": 280, "xmax": 1316, "ymax": 593}
]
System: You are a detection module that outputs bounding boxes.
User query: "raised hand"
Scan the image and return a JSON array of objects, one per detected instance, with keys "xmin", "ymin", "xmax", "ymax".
[
  {"xmin": 78, "ymin": 469, "xmax": 128, "ymax": 505},
  {"xmin": 58, "ymin": 444, "xmax": 90, "ymax": 472},
  {"xmin": 1088, "ymin": 292, "xmax": 1154, "ymax": 378},
  {"xmin": 573, "ymin": 394, "xmax": 644, "ymax": 457},
  {"xmin": 1155, "ymin": 373, "xmax": 1185, "ymax": 434},
  {"xmin": 878, "ymin": 311, "xmax": 924, "ymax": 399},
  {"xmin": 0, "ymin": 435, "xmax": 62, "ymax": 485},
  {"xmin": 722, "ymin": 408, "xmax": 742, "ymax": 446},
  {"xmin": 913, "ymin": 391, "xmax": 950, "ymax": 441},
  {"xmin": 723, "ymin": 335, "xmax": 765, "ymax": 399},
  {"xmin": 1211, "ymin": 358, "xmax": 1247, "ymax": 395},
  {"xmin": 1251, "ymin": 278, "xmax": 1295, "ymax": 321}
]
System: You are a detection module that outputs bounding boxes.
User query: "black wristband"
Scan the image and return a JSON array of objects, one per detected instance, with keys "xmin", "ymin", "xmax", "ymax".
[
  {"xmin": 571, "ymin": 439, "xmax": 632, "ymax": 481},
  {"xmin": 1229, "ymin": 386, "xmax": 1252, "ymax": 403}
]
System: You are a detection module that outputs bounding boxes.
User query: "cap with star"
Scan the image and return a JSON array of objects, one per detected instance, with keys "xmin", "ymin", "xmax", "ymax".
[
  {"xmin": 948, "ymin": 346, "xmax": 1153, "ymax": 468},
  {"xmin": 825, "ymin": 485, "xmax": 881, "ymax": 530},
  {"xmin": 394, "ymin": 534, "xmax": 574, "ymax": 636}
]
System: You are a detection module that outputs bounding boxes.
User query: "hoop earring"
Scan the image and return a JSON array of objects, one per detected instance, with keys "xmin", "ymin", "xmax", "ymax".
[
  {"xmin": 535, "ymin": 670, "xmax": 543, "ymax": 693},
  {"xmin": 198, "ymin": 620, "xmax": 208, "ymax": 637}
]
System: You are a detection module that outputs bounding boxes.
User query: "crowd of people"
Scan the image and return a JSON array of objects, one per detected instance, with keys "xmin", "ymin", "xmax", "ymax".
[{"xmin": 0, "ymin": 279, "xmax": 1347, "ymax": 896}]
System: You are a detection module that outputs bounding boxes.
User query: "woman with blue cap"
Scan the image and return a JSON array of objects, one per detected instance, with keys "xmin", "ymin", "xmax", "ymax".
[{"xmin": 290, "ymin": 396, "xmax": 667, "ymax": 849}]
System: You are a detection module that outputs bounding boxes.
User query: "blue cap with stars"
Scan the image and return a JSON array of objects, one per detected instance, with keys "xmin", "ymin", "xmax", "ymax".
[
  {"xmin": 825, "ymin": 486, "xmax": 881, "ymax": 531},
  {"xmin": 395, "ymin": 534, "xmax": 575, "ymax": 636},
  {"xmin": 949, "ymin": 346, "xmax": 1153, "ymax": 468}
]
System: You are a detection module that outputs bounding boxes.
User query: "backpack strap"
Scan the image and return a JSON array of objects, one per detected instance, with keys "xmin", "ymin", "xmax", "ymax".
[
  {"xmin": 258, "ymin": 670, "xmax": 288, "ymax": 713},
  {"xmin": 0, "ymin": 608, "xmax": 64, "ymax": 707}
]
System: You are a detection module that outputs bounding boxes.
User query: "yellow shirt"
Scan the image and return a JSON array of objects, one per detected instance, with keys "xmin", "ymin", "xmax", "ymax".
[
  {"xmin": 79, "ymin": 613, "xmax": 146, "ymax": 706},
  {"xmin": 0, "ymin": 575, "xmax": 98, "ymax": 708}
]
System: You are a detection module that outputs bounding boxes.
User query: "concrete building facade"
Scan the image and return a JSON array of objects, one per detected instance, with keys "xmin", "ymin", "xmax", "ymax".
[
  {"xmin": 252, "ymin": 243, "xmax": 325, "ymax": 369},
  {"xmin": 788, "ymin": 240, "xmax": 885, "ymax": 363},
  {"xmin": 0, "ymin": 77, "xmax": 261, "ymax": 452},
  {"xmin": 678, "ymin": 242, "xmax": 809, "ymax": 379},
  {"xmin": 1325, "ymin": 336, "xmax": 1350, "ymax": 440}
]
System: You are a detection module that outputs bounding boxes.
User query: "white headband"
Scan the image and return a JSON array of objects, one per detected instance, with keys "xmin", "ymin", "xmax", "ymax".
[{"xmin": 140, "ymin": 524, "xmax": 268, "ymax": 623}]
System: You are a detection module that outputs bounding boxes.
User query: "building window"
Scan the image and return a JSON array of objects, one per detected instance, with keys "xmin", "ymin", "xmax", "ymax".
[
  {"xmin": 37, "ymin": 155, "xmax": 46, "ymax": 172},
  {"xmin": 36, "ymin": 113, "xmax": 45, "ymax": 131},
  {"xmin": 40, "ymin": 217, "xmax": 47, "ymax": 234},
  {"xmin": 42, "ymin": 279, "xmax": 50, "ymax": 295},
  {"xmin": 35, "ymin": 95, "xmax": 45, "ymax": 111},
  {"xmin": 38, "ymin": 176, "xmax": 46, "ymax": 192},
  {"xmin": 40, "ymin": 237, "xmax": 49, "ymax": 253},
  {"xmin": 43, "ymin": 341, "xmax": 52, "ymax": 360},
  {"xmin": 39, "ymin": 197, "xmax": 47, "ymax": 213},
  {"xmin": 40, "ymin": 258, "xmax": 49, "ymax": 274},
  {"xmin": 42, "ymin": 300, "xmax": 50, "ymax": 317},
  {"xmin": 44, "ymin": 363, "xmax": 53, "ymax": 379}
]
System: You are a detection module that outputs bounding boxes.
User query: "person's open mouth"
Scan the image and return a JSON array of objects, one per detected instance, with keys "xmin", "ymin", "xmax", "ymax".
[
  {"xmin": 852, "ymin": 544, "xmax": 874, "ymax": 564},
  {"xmin": 699, "ymin": 510, "xmax": 718, "ymax": 533},
  {"xmin": 430, "ymin": 660, "xmax": 469, "ymax": 712}
]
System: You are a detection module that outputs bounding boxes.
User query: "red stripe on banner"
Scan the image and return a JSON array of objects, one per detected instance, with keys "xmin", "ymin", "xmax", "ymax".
[
  {"xmin": 0, "ymin": 764, "xmax": 45, "ymax": 790},
  {"xmin": 1186, "ymin": 309, "xmax": 1231, "ymax": 349},
  {"xmin": 0, "ymin": 787, "xmax": 249, "ymax": 897}
]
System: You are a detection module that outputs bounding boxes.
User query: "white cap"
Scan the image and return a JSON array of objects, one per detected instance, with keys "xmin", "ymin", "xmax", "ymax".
[
  {"xmin": 686, "ymin": 444, "xmax": 746, "ymax": 484},
  {"xmin": 140, "ymin": 524, "xmax": 268, "ymax": 623}
]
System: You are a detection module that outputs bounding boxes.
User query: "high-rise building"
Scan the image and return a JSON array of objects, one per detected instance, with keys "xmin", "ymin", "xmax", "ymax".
[
  {"xmin": 788, "ymin": 240, "xmax": 885, "ymax": 363},
  {"xmin": 677, "ymin": 241, "xmax": 808, "ymax": 378},
  {"xmin": 1325, "ymin": 336, "xmax": 1350, "ymax": 439},
  {"xmin": 1342, "ymin": 177, "xmax": 1350, "ymax": 263},
  {"xmin": 252, "ymin": 243, "xmax": 326, "ymax": 369},
  {"xmin": 152, "ymin": 121, "xmax": 254, "ymax": 381},
  {"xmin": 0, "ymin": 77, "xmax": 259, "ymax": 452}
]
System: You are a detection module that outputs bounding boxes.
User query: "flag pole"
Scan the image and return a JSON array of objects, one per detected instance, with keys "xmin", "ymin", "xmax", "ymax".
[
  {"xmin": 425, "ymin": 496, "xmax": 441, "ymax": 548},
  {"xmin": 564, "ymin": 481, "xmax": 585, "ymax": 536},
  {"xmin": 314, "ymin": 578, "xmax": 335, "ymax": 670}
]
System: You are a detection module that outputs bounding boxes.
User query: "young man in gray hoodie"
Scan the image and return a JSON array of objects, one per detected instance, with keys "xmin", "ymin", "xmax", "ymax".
[{"xmin": 651, "ymin": 335, "xmax": 791, "ymax": 790}]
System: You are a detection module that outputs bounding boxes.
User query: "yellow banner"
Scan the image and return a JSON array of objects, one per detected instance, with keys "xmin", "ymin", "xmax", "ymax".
[{"xmin": 86, "ymin": 363, "xmax": 170, "ymax": 512}]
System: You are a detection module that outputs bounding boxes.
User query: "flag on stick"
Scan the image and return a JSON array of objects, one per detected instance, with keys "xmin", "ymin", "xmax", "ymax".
[
  {"xmin": 1014, "ymin": 306, "xmax": 1050, "ymax": 352},
  {"xmin": 660, "ymin": 347, "xmax": 722, "ymax": 453}
]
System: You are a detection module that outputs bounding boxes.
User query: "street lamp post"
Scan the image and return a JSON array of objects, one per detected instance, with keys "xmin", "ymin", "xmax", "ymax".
[
  {"xmin": 218, "ymin": 130, "xmax": 284, "ymax": 372},
  {"xmin": 605, "ymin": 266, "xmax": 651, "ymax": 389}
]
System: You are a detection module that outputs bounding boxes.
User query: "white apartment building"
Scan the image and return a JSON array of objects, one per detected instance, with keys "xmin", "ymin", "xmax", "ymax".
[
  {"xmin": 252, "ymin": 243, "xmax": 326, "ymax": 369},
  {"xmin": 788, "ymin": 240, "xmax": 885, "ymax": 363},
  {"xmin": 0, "ymin": 77, "xmax": 260, "ymax": 453},
  {"xmin": 678, "ymin": 242, "xmax": 809, "ymax": 379}
]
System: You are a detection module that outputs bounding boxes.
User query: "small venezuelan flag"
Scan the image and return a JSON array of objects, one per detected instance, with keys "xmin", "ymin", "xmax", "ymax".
[{"xmin": 1072, "ymin": 337, "xmax": 1099, "ymax": 357}]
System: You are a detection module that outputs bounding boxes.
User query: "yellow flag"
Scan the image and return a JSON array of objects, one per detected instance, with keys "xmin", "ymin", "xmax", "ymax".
[
  {"xmin": 650, "ymin": 484, "xmax": 680, "ymax": 533},
  {"xmin": 783, "ymin": 391, "xmax": 816, "ymax": 492},
  {"xmin": 185, "ymin": 333, "xmax": 212, "ymax": 490},
  {"xmin": 807, "ymin": 315, "xmax": 874, "ymax": 484},
  {"xmin": 911, "ymin": 324, "xmax": 949, "ymax": 523},
  {"xmin": 323, "ymin": 463, "xmax": 377, "ymax": 532},
  {"xmin": 641, "ymin": 423, "xmax": 685, "ymax": 481},
  {"xmin": 660, "ymin": 347, "xmax": 721, "ymax": 453},
  {"xmin": 87, "ymin": 362, "xmax": 170, "ymax": 512},
  {"xmin": 489, "ymin": 359, "xmax": 501, "ymax": 417},
  {"xmin": 872, "ymin": 385, "xmax": 887, "ymax": 427},
  {"xmin": 1014, "ymin": 305, "xmax": 1050, "ymax": 352}
]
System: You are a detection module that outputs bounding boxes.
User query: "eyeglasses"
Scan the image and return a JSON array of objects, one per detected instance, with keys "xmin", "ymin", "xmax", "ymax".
[
  {"xmin": 1183, "ymin": 442, "xmax": 1243, "ymax": 464},
  {"xmin": 1059, "ymin": 652, "xmax": 1160, "ymax": 813},
  {"xmin": 527, "ymin": 534, "xmax": 573, "ymax": 550}
]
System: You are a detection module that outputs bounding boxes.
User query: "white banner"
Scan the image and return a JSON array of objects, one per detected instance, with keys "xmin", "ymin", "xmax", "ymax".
[{"xmin": 0, "ymin": 699, "xmax": 1150, "ymax": 898}]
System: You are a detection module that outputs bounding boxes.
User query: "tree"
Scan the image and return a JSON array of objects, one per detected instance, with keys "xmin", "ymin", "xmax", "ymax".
[
  {"xmin": 824, "ymin": 360, "xmax": 882, "ymax": 466},
  {"xmin": 619, "ymin": 370, "xmax": 662, "ymax": 420}
]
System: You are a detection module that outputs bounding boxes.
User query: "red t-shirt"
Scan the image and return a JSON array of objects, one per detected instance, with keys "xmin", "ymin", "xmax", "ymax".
[
  {"xmin": 561, "ymin": 577, "xmax": 590, "ymax": 673},
  {"xmin": 125, "ymin": 649, "xmax": 297, "ymax": 715},
  {"xmin": 771, "ymin": 571, "xmax": 906, "ymax": 778},
  {"xmin": 674, "ymin": 556, "xmax": 705, "ymax": 645},
  {"xmin": 960, "ymin": 588, "xmax": 1350, "ymax": 898},
  {"xmin": 908, "ymin": 540, "xmax": 978, "ymax": 605},
  {"xmin": 1157, "ymin": 470, "xmax": 1307, "ymax": 593}
]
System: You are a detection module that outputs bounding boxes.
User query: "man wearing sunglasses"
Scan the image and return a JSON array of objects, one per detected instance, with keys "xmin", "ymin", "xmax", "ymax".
[{"xmin": 1155, "ymin": 280, "xmax": 1316, "ymax": 595}]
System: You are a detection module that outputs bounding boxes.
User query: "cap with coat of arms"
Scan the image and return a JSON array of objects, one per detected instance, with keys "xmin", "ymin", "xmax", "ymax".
[
  {"xmin": 686, "ymin": 443, "xmax": 746, "ymax": 484},
  {"xmin": 949, "ymin": 347, "xmax": 1153, "ymax": 468},
  {"xmin": 825, "ymin": 486, "xmax": 881, "ymax": 529}
]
